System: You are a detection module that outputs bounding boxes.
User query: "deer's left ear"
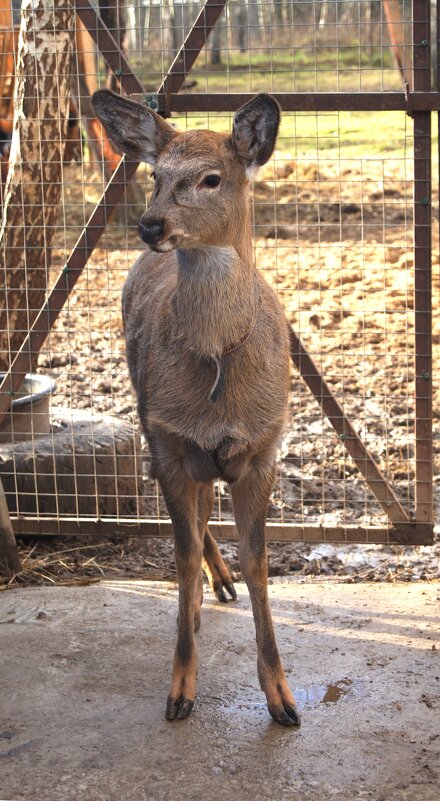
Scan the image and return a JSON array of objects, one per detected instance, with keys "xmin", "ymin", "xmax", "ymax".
[{"xmin": 230, "ymin": 94, "xmax": 280, "ymax": 177}]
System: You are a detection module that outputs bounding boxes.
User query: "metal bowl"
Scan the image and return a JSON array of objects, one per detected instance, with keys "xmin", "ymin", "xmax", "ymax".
[{"xmin": 0, "ymin": 373, "xmax": 56, "ymax": 441}]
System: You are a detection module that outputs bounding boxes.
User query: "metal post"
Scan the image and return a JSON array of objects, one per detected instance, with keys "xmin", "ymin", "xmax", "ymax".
[{"xmin": 412, "ymin": 0, "xmax": 433, "ymax": 526}]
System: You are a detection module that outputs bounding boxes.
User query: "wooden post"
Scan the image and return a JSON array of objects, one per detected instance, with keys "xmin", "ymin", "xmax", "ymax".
[{"xmin": 0, "ymin": 476, "xmax": 20, "ymax": 578}]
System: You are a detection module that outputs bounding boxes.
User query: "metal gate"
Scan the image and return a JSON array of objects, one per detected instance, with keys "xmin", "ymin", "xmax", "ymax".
[{"xmin": 0, "ymin": 0, "xmax": 436, "ymax": 545}]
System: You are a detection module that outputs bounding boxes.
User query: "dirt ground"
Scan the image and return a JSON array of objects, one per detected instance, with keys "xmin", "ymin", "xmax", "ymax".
[{"xmin": 0, "ymin": 579, "xmax": 439, "ymax": 801}]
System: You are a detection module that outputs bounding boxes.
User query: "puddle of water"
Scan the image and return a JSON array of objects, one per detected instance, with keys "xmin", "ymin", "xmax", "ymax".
[
  {"xmin": 212, "ymin": 678, "xmax": 366, "ymax": 717},
  {"xmin": 321, "ymin": 679, "xmax": 353, "ymax": 703},
  {"xmin": 295, "ymin": 678, "xmax": 367, "ymax": 708}
]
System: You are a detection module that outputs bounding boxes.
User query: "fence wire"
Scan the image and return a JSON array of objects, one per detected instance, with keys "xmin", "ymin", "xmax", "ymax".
[{"xmin": 0, "ymin": 0, "xmax": 436, "ymax": 544}]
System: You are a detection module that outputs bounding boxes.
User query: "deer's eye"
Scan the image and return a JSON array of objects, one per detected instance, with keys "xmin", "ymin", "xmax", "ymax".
[{"xmin": 201, "ymin": 174, "xmax": 221, "ymax": 188}]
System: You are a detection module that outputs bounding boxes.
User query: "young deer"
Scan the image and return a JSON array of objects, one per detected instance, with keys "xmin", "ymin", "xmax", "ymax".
[{"xmin": 92, "ymin": 90, "xmax": 300, "ymax": 727}]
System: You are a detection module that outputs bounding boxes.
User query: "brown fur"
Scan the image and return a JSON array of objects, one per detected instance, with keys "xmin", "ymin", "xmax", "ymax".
[{"xmin": 92, "ymin": 90, "xmax": 300, "ymax": 727}]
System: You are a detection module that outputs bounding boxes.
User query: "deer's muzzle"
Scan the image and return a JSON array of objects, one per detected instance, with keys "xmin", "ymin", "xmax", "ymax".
[{"xmin": 139, "ymin": 218, "xmax": 164, "ymax": 247}]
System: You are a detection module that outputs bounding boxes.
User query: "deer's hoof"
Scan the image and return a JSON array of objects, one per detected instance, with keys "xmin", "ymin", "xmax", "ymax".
[
  {"xmin": 268, "ymin": 702, "xmax": 301, "ymax": 727},
  {"xmin": 166, "ymin": 694, "xmax": 195, "ymax": 721},
  {"xmin": 214, "ymin": 580, "xmax": 237, "ymax": 603}
]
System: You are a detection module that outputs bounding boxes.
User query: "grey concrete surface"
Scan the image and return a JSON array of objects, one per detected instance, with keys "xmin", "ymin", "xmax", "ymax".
[{"xmin": 0, "ymin": 579, "xmax": 439, "ymax": 801}]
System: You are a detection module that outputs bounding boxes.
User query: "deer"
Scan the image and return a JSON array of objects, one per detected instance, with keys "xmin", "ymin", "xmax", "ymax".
[{"xmin": 91, "ymin": 89, "xmax": 300, "ymax": 727}]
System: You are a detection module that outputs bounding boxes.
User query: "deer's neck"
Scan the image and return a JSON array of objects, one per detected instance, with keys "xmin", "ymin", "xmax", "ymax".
[{"xmin": 175, "ymin": 246, "xmax": 257, "ymax": 357}]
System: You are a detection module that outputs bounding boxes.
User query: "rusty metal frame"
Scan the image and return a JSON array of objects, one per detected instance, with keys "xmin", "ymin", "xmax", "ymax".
[
  {"xmin": 412, "ymin": 0, "xmax": 433, "ymax": 528},
  {"xmin": 137, "ymin": 92, "xmax": 440, "ymax": 114},
  {"xmin": 0, "ymin": 0, "xmax": 435, "ymax": 544},
  {"xmin": 9, "ymin": 516, "xmax": 429, "ymax": 545}
]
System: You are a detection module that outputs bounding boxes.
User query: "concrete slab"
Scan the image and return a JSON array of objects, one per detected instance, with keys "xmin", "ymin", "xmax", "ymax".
[{"xmin": 0, "ymin": 579, "xmax": 439, "ymax": 801}]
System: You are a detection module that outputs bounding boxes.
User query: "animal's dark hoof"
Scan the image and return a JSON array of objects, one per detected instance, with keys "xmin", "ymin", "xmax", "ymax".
[
  {"xmin": 269, "ymin": 703, "xmax": 301, "ymax": 727},
  {"xmin": 225, "ymin": 581, "xmax": 237, "ymax": 600},
  {"xmin": 166, "ymin": 695, "xmax": 195, "ymax": 721},
  {"xmin": 214, "ymin": 581, "xmax": 237, "ymax": 603}
]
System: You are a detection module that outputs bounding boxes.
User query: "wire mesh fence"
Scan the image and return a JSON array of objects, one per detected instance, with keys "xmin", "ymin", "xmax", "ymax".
[
  {"xmin": 125, "ymin": 0, "xmax": 412, "ymax": 92},
  {"xmin": 0, "ymin": 0, "xmax": 436, "ymax": 545}
]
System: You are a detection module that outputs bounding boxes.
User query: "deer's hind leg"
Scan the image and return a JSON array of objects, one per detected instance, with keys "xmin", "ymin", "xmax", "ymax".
[
  {"xmin": 193, "ymin": 483, "xmax": 212, "ymax": 632},
  {"xmin": 197, "ymin": 482, "xmax": 237, "ymax": 607}
]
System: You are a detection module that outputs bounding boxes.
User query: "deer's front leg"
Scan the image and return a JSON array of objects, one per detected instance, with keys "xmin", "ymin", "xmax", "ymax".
[
  {"xmin": 159, "ymin": 468, "xmax": 202, "ymax": 721},
  {"xmin": 231, "ymin": 462, "xmax": 300, "ymax": 727}
]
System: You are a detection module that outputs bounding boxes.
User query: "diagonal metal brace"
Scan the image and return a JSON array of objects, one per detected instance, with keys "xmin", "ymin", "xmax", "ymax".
[
  {"xmin": 0, "ymin": 158, "xmax": 139, "ymax": 425},
  {"xmin": 160, "ymin": 0, "xmax": 229, "ymax": 108},
  {"xmin": 288, "ymin": 327, "xmax": 410, "ymax": 524},
  {"xmin": 73, "ymin": 0, "xmax": 145, "ymax": 95}
]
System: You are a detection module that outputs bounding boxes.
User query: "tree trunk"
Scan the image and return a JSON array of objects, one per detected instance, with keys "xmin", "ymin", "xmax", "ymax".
[
  {"xmin": 172, "ymin": 1, "xmax": 185, "ymax": 56},
  {"xmin": 210, "ymin": 12, "xmax": 223, "ymax": 65},
  {"xmin": 248, "ymin": 0, "xmax": 261, "ymax": 47},
  {"xmin": 99, "ymin": 0, "xmax": 127, "ymax": 91},
  {"xmin": 274, "ymin": 0, "xmax": 283, "ymax": 26},
  {"xmin": 0, "ymin": 0, "xmax": 74, "ymax": 372}
]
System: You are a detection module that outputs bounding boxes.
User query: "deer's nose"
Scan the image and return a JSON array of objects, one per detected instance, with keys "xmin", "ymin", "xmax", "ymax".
[{"xmin": 138, "ymin": 219, "xmax": 164, "ymax": 246}]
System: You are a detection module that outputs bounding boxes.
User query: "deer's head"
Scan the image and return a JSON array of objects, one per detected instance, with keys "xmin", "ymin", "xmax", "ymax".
[{"xmin": 92, "ymin": 91, "xmax": 280, "ymax": 255}]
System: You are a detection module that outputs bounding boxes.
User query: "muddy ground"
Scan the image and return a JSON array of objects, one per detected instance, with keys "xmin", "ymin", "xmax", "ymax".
[{"xmin": 1, "ymin": 579, "xmax": 439, "ymax": 801}]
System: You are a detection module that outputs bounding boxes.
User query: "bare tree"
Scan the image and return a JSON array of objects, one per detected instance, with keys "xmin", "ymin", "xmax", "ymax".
[
  {"xmin": 0, "ymin": 0, "xmax": 74, "ymax": 371},
  {"xmin": 210, "ymin": 8, "xmax": 224, "ymax": 65},
  {"xmin": 99, "ymin": 0, "xmax": 127, "ymax": 90},
  {"xmin": 247, "ymin": 0, "xmax": 262, "ymax": 48}
]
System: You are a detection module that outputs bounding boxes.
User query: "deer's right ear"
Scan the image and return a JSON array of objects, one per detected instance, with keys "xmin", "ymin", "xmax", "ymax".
[{"xmin": 91, "ymin": 90, "xmax": 177, "ymax": 167}]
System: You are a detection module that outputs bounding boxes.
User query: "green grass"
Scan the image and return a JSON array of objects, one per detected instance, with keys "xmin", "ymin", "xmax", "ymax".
[
  {"xmin": 278, "ymin": 111, "xmax": 414, "ymax": 159},
  {"xmin": 191, "ymin": 45, "xmax": 393, "ymax": 71},
  {"xmin": 170, "ymin": 110, "xmax": 439, "ymax": 176},
  {"xmin": 170, "ymin": 110, "xmax": 423, "ymax": 161},
  {"xmin": 134, "ymin": 45, "xmax": 400, "ymax": 95}
]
